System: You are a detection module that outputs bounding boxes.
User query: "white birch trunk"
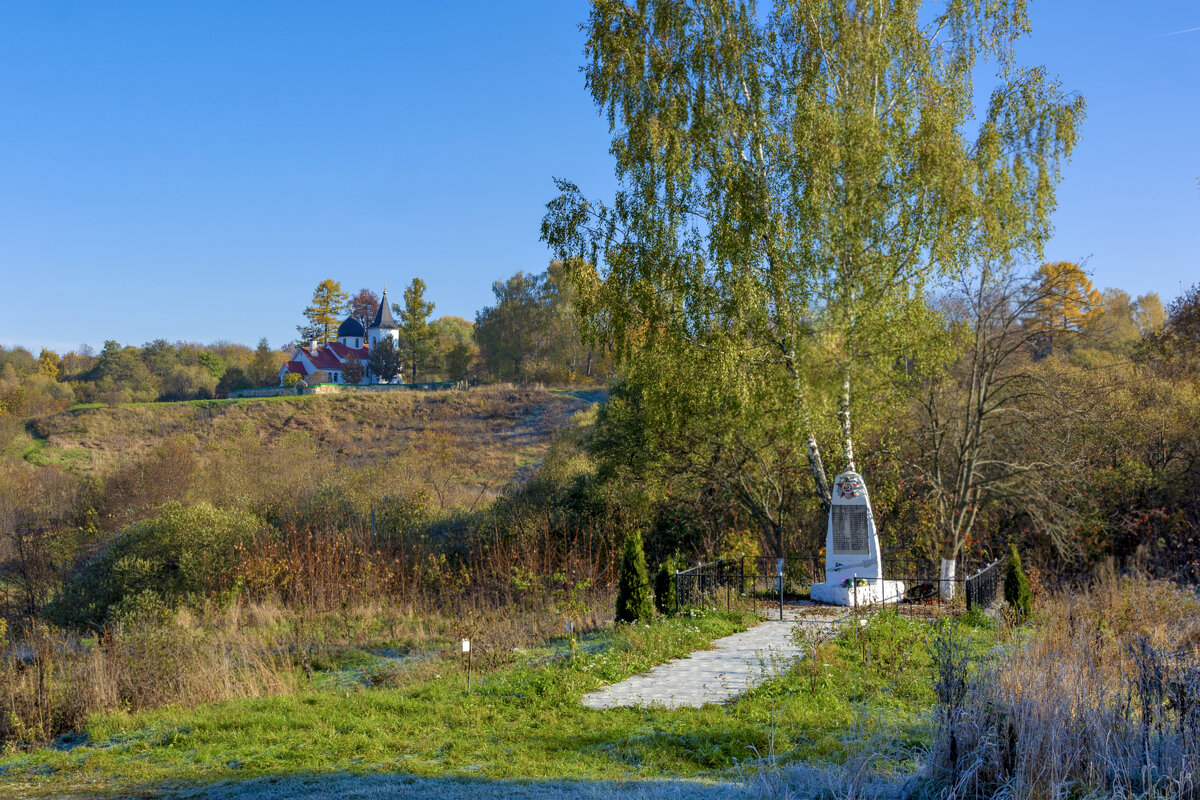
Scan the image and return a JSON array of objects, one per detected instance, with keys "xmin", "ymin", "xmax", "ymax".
[
  {"xmin": 840, "ymin": 365, "xmax": 855, "ymax": 472},
  {"xmin": 939, "ymin": 557, "xmax": 957, "ymax": 601}
]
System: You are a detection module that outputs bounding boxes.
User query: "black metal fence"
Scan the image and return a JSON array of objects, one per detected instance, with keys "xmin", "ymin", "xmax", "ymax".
[
  {"xmin": 674, "ymin": 554, "xmax": 1004, "ymax": 617},
  {"xmin": 964, "ymin": 558, "xmax": 1003, "ymax": 610}
]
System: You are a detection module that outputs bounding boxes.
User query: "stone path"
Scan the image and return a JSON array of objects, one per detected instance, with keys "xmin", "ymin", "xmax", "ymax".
[{"xmin": 581, "ymin": 605, "xmax": 850, "ymax": 709}]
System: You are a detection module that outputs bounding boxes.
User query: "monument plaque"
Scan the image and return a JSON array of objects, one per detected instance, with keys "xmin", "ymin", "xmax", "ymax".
[
  {"xmin": 831, "ymin": 506, "xmax": 869, "ymax": 555},
  {"xmin": 809, "ymin": 471, "xmax": 904, "ymax": 607}
]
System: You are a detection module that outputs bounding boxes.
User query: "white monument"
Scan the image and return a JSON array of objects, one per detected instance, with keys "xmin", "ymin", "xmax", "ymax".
[{"xmin": 809, "ymin": 471, "xmax": 904, "ymax": 607}]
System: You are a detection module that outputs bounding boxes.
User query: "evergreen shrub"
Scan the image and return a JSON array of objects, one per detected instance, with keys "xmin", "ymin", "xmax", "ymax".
[
  {"xmin": 654, "ymin": 554, "xmax": 679, "ymax": 615},
  {"xmin": 615, "ymin": 529, "xmax": 654, "ymax": 624},
  {"xmin": 1004, "ymin": 544, "xmax": 1033, "ymax": 621}
]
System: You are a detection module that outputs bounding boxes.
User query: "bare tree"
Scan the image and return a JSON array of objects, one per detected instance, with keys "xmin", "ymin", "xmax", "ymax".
[{"xmin": 913, "ymin": 263, "xmax": 1089, "ymax": 599}]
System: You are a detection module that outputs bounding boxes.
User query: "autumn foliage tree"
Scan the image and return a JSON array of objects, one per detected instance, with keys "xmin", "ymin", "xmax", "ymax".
[
  {"xmin": 1029, "ymin": 262, "xmax": 1102, "ymax": 353},
  {"xmin": 298, "ymin": 279, "xmax": 350, "ymax": 344},
  {"xmin": 349, "ymin": 288, "xmax": 380, "ymax": 330},
  {"xmin": 341, "ymin": 355, "xmax": 365, "ymax": 385}
]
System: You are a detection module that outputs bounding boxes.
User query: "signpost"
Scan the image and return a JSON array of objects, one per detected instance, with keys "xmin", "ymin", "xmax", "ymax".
[{"xmin": 462, "ymin": 638, "xmax": 471, "ymax": 691}]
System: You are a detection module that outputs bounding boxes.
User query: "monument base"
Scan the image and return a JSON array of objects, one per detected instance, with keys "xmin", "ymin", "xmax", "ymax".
[{"xmin": 810, "ymin": 579, "xmax": 905, "ymax": 607}]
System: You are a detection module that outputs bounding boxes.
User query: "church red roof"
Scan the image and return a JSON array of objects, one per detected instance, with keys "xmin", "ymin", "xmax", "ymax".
[
  {"xmin": 300, "ymin": 345, "xmax": 344, "ymax": 371},
  {"xmin": 324, "ymin": 342, "xmax": 369, "ymax": 360},
  {"xmin": 281, "ymin": 341, "xmax": 372, "ymax": 381}
]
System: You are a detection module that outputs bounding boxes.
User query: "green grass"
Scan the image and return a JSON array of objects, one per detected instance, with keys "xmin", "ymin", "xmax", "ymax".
[
  {"xmin": 0, "ymin": 608, "xmax": 995, "ymax": 798},
  {"xmin": 19, "ymin": 436, "xmax": 89, "ymax": 468},
  {"xmin": 66, "ymin": 395, "xmax": 305, "ymax": 412}
]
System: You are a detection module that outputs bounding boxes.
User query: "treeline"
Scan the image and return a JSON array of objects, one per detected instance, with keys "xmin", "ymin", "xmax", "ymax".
[
  {"xmin": 0, "ymin": 339, "xmax": 290, "ymax": 410},
  {"xmin": 0, "ymin": 262, "xmax": 608, "ymax": 417},
  {"xmin": 474, "ymin": 262, "xmax": 611, "ymax": 383}
]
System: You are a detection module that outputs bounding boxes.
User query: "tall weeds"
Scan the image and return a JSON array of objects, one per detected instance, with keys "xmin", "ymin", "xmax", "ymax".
[
  {"xmin": 921, "ymin": 568, "xmax": 1200, "ymax": 799},
  {"xmin": 0, "ymin": 615, "xmax": 295, "ymax": 747}
]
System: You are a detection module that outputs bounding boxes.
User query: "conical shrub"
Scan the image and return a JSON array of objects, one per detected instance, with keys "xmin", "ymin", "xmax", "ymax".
[
  {"xmin": 1004, "ymin": 544, "xmax": 1033, "ymax": 621},
  {"xmin": 654, "ymin": 554, "xmax": 679, "ymax": 615},
  {"xmin": 615, "ymin": 530, "xmax": 654, "ymax": 624}
]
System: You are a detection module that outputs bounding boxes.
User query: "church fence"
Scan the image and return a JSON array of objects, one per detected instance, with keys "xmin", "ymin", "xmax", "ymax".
[{"xmin": 229, "ymin": 381, "xmax": 464, "ymax": 399}]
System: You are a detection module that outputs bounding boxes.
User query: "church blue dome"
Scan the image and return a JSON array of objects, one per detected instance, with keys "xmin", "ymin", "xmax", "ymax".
[{"xmin": 337, "ymin": 316, "xmax": 366, "ymax": 338}]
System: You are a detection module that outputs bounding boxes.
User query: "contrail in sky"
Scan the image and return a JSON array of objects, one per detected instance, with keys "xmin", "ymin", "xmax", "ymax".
[{"xmin": 1150, "ymin": 25, "xmax": 1200, "ymax": 39}]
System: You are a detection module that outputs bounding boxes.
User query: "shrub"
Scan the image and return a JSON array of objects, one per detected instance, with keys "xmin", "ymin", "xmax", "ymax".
[
  {"xmin": 615, "ymin": 529, "xmax": 653, "ymax": 623},
  {"xmin": 653, "ymin": 554, "xmax": 679, "ymax": 615},
  {"xmin": 1004, "ymin": 544, "xmax": 1033, "ymax": 621},
  {"xmin": 51, "ymin": 502, "xmax": 262, "ymax": 626}
]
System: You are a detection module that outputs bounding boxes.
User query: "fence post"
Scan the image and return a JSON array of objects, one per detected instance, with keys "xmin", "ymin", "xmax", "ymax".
[
  {"xmin": 740, "ymin": 555, "xmax": 745, "ymax": 596},
  {"xmin": 777, "ymin": 558, "xmax": 784, "ymax": 621},
  {"xmin": 674, "ymin": 569, "xmax": 680, "ymax": 614}
]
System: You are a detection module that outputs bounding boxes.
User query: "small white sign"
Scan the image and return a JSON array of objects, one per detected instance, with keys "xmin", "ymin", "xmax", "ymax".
[{"xmin": 461, "ymin": 638, "xmax": 470, "ymax": 653}]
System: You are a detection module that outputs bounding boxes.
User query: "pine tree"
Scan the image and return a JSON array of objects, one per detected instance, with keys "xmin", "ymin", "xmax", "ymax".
[
  {"xmin": 1004, "ymin": 545, "xmax": 1033, "ymax": 621},
  {"xmin": 615, "ymin": 530, "xmax": 654, "ymax": 624},
  {"xmin": 397, "ymin": 278, "xmax": 435, "ymax": 382},
  {"xmin": 368, "ymin": 336, "xmax": 401, "ymax": 383}
]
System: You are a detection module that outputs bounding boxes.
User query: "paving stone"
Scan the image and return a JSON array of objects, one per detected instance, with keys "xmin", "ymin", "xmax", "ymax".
[{"xmin": 581, "ymin": 604, "xmax": 851, "ymax": 709}]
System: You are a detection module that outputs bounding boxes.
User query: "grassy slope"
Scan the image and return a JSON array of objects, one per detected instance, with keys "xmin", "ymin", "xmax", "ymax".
[
  {"xmin": 26, "ymin": 386, "xmax": 587, "ymax": 474},
  {"xmin": 14, "ymin": 386, "xmax": 593, "ymax": 511},
  {"xmin": 0, "ymin": 609, "xmax": 994, "ymax": 799}
]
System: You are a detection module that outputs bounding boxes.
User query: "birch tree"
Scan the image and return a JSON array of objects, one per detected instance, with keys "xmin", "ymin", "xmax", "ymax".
[{"xmin": 543, "ymin": 0, "xmax": 1083, "ymax": 573}]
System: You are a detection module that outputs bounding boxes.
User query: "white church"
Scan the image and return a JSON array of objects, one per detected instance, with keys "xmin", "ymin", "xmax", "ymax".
[{"xmin": 277, "ymin": 290, "xmax": 403, "ymax": 385}]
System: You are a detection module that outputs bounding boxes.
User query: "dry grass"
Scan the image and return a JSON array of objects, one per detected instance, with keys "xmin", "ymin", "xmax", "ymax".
[
  {"xmin": 0, "ymin": 587, "xmax": 616, "ymax": 749},
  {"xmin": 0, "ymin": 614, "xmax": 297, "ymax": 746},
  {"xmin": 921, "ymin": 567, "xmax": 1200, "ymax": 799},
  {"xmin": 26, "ymin": 386, "xmax": 590, "ymax": 513}
]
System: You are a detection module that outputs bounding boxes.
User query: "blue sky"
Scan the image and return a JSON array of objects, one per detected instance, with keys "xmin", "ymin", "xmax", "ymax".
[{"xmin": 0, "ymin": 1, "xmax": 1196, "ymax": 353}]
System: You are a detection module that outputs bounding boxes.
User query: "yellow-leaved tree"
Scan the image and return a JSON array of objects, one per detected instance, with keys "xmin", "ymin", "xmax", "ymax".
[
  {"xmin": 297, "ymin": 279, "xmax": 350, "ymax": 344},
  {"xmin": 1031, "ymin": 262, "xmax": 1102, "ymax": 336}
]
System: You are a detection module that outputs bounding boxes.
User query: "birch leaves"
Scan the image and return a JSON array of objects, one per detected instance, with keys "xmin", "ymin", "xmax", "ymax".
[{"xmin": 543, "ymin": 0, "xmax": 1083, "ymax": 499}]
